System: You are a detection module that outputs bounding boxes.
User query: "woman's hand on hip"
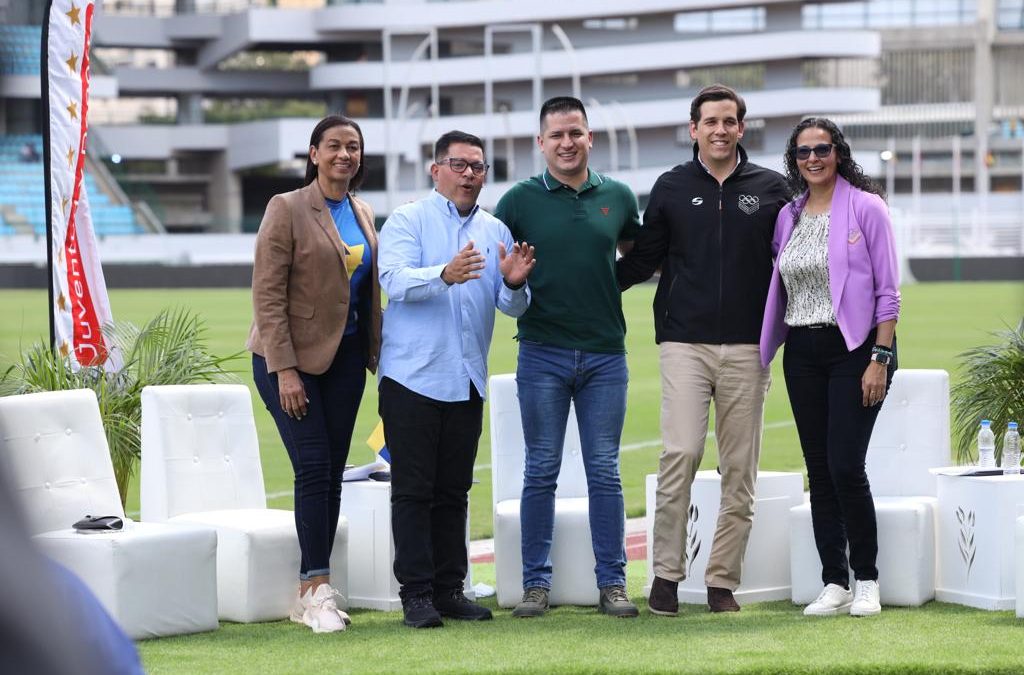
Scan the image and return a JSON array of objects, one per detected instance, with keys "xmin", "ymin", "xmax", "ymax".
[
  {"xmin": 278, "ymin": 368, "xmax": 308, "ymax": 419},
  {"xmin": 861, "ymin": 362, "xmax": 887, "ymax": 408}
]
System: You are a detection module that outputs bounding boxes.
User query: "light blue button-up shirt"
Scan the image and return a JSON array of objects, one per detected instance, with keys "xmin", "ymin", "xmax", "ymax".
[{"xmin": 378, "ymin": 189, "xmax": 530, "ymax": 402}]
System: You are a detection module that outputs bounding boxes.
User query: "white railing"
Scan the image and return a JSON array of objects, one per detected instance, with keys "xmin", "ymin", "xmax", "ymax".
[{"xmin": 892, "ymin": 208, "xmax": 1024, "ymax": 258}]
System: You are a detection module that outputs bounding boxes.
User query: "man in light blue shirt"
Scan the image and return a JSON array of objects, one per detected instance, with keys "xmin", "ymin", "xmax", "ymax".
[{"xmin": 378, "ymin": 130, "xmax": 535, "ymax": 629}]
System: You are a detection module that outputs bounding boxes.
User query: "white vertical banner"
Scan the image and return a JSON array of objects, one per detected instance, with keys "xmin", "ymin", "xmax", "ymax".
[{"xmin": 43, "ymin": 0, "xmax": 118, "ymax": 369}]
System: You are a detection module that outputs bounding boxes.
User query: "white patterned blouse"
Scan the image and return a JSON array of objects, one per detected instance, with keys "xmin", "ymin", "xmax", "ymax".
[{"xmin": 778, "ymin": 210, "xmax": 838, "ymax": 327}]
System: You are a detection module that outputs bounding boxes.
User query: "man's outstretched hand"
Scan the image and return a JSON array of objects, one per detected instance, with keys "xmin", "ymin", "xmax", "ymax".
[{"xmin": 498, "ymin": 241, "xmax": 536, "ymax": 288}]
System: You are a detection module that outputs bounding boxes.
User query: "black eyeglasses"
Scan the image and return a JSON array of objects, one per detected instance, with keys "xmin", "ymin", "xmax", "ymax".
[
  {"xmin": 440, "ymin": 158, "xmax": 489, "ymax": 176},
  {"xmin": 793, "ymin": 143, "xmax": 834, "ymax": 160}
]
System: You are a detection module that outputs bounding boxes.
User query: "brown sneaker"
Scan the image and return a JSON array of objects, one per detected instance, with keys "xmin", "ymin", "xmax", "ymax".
[
  {"xmin": 648, "ymin": 576, "xmax": 679, "ymax": 616},
  {"xmin": 707, "ymin": 586, "xmax": 740, "ymax": 613},
  {"xmin": 512, "ymin": 587, "xmax": 549, "ymax": 618},
  {"xmin": 599, "ymin": 585, "xmax": 639, "ymax": 618}
]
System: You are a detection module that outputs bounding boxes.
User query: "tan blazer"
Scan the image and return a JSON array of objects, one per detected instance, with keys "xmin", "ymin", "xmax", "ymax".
[{"xmin": 247, "ymin": 181, "xmax": 382, "ymax": 375}]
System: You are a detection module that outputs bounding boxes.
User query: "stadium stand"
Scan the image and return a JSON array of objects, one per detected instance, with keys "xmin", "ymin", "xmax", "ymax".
[
  {"xmin": 0, "ymin": 135, "xmax": 143, "ymax": 236},
  {"xmin": 0, "ymin": 24, "xmax": 41, "ymax": 76}
]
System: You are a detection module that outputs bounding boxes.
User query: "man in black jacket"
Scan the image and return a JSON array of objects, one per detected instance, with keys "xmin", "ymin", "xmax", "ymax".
[{"xmin": 617, "ymin": 84, "xmax": 789, "ymax": 615}]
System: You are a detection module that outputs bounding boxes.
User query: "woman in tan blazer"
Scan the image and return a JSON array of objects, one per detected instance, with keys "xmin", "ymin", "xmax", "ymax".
[{"xmin": 248, "ymin": 115, "xmax": 381, "ymax": 634}]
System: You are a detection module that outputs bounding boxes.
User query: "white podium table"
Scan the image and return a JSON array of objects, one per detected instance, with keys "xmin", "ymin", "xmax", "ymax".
[
  {"xmin": 339, "ymin": 480, "xmax": 473, "ymax": 611},
  {"xmin": 645, "ymin": 470, "xmax": 804, "ymax": 604},
  {"xmin": 933, "ymin": 469, "xmax": 1024, "ymax": 610}
]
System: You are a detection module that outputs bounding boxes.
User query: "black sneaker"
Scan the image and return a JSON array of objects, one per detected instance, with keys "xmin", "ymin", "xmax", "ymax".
[
  {"xmin": 432, "ymin": 589, "xmax": 493, "ymax": 621},
  {"xmin": 512, "ymin": 587, "xmax": 550, "ymax": 618},
  {"xmin": 599, "ymin": 585, "xmax": 639, "ymax": 618},
  {"xmin": 648, "ymin": 576, "xmax": 679, "ymax": 617},
  {"xmin": 402, "ymin": 595, "xmax": 443, "ymax": 628}
]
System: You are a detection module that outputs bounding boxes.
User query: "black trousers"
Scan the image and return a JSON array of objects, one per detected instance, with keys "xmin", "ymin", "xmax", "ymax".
[
  {"xmin": 378, "ymin": 377, "xmax": 483, "ymax": 600},
  {"xmin": 783, "ymin": 326, "xmax": 896, "ymax": 587},
  {"xmin": 252, "ymin": 333, "xmax": 365, "ymax": 579}
]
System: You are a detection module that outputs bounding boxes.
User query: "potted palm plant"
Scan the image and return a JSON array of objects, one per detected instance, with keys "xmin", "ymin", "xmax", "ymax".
[
  {"xmin": 0, "ymin": 308, "xmax": 240, "ymax": 506},
  {"xmin": 950, "ymin": 319, "xmax": 1024, "ymax": 465}
]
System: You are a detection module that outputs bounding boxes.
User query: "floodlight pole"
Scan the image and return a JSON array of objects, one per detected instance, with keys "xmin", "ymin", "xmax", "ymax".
[
  {"xmin": 550, "ymin": 24, "xmax": 581, "ymax": 101},
  {"xmin": 588, "ymin": 98, "xmax": 618, "ymax": 173},
  {"xmin": 611, "ymin": 100, "xmax": 639, "ymax": 172},
  {"xmin": 383, "ymin": 27, "xmax": 438, "ymax": 215},
  {"xmin": 484, "ymin": 23, "xmax": 542, "ymax": 178}
]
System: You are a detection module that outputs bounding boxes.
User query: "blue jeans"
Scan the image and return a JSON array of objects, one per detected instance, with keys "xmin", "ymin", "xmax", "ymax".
[
  {"xmin": 252, "ymin": 333, "xmax": 365, "ymax": 580},
  {"xmin": 517, "ymin": 341, "xmax": 628, "ymax": 590}
]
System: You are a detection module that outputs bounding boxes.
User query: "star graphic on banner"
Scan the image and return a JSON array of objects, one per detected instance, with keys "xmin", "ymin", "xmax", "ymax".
[
  {"xmin": 61, "ymin": 196, "xmax": 69, "ymax": 215},
  {"xmin": 57, "ymin": 292, "xmax": 67, "ymax": 312},
  {"xmin": 66, "ymin": 100, "xmax": 78, "ymax": 120},
  {"xmin": 66, "ymin": 146, "xmax": 75, "ymax": 168},
  {"xmin": 66, "ymin": 52, "xmax": 79, "ymax": 73},
  {"xmin": 59, "ymin": 341, "xmax": 70, "ymax": 358},
  {"xmin": 66, "ymin": 4, "xmax": 81, "ymax": 26},
  {"xmin": 58, "ymin": 247, "xmax": 65, "ymax": 266}
]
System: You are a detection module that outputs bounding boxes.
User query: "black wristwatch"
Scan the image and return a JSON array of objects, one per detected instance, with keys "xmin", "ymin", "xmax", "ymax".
[
  {"xmin": 870, "ymin": 351, "xmax": 892, "ymax": 366},
  {"xmin": 503, "ymin": 277, "xmax": 525, "ymax": 291}
]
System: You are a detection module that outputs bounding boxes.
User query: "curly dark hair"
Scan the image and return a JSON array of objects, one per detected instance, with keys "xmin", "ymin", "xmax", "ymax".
[{"xmin": 783, "ymin": 117, "xmax": 884, "ymax": 209}]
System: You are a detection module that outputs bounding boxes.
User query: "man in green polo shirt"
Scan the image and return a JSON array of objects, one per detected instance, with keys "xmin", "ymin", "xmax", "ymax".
[{"xmin": 494, "ymin": 96, "xmax": 640, "ymax": 619}]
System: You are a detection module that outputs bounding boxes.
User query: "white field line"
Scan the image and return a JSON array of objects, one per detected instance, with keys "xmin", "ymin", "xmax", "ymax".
[
  {"xmin": 471, "ymin": 418, "xmax": 795, "ymax": 473},
  {"xmin": 258, "ymin": 419, "xmax": 797, "ymax": 502}
]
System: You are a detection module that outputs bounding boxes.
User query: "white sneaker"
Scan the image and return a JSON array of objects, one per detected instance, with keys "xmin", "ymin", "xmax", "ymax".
[
  {"xmin": 295, "ymin": 584, "xmax": 351, "ymax": 633},
  {"xmin": 289, "ymin": 589, "xmax": 307, "ymax": 624},
  {"xmin": 803, "ymin": 583, "xmax": 853, "ymax": 616},
  {"xmin": 850, "ymin": 580, "xmax": 881, "ymax": 617}
]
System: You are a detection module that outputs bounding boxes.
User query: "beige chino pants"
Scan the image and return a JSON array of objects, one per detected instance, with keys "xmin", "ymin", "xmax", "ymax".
[{"xmin": 651, "ymin": 342, "xmax": 771, "ymax": 590}]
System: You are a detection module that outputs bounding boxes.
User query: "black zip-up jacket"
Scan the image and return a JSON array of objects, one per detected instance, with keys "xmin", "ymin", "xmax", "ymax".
[{"xmin": 617, "ymin": 144, "xmax": 789, "ymax": 345}]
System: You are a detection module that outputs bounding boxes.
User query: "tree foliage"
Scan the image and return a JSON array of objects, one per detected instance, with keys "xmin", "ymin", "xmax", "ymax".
[{"xmin": 950, "ymin": 319, "xmax": 1024, "ymax": 464}]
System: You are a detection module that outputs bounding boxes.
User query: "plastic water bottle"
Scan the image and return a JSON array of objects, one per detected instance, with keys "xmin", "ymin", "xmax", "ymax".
[
  {"xmin": 1003, "ymin": 422, "xmax": 1021, "ymax": 475},
  {"xmin": 978, "ymin": 420, "xmax": 996, "ymax": 468}
]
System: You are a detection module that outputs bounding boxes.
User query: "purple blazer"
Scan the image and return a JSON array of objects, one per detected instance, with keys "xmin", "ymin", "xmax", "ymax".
[{"xmin": 759, "ymin": 175, "xmax": 900, "ymax": 367}]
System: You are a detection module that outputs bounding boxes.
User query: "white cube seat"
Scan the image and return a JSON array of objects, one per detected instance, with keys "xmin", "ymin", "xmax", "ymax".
[
  {"xmin": 489, "ymin": 374, "xmax": 616, "ymax": 608},
  {"xmin": 789, "ymin": 369, "xmax": 950, "ymax": 607},
  {"xmin": 790, "ymin": 496, "xmax": 937, "ymax": 606},
  {"xmin": 338, "ymin": 480, "xmax": 475, "ymax": 611},
  {"xmin": 35, "ymin": 522, "xmax": 217, "ymax": 639},
  {"xmin": 494, "ymin": 498, "xmax": 598, "ymax": 607},
  {"xmin": 141, "ymin": 384, "xmax": 348, "ymax": 623},
  {"xmin": 647, "ymin": 471, "xmax": 804, "ymax": 604},
  {"xmin": 0, "ymin": 389, "xmax": 218, "ymax": 639}
]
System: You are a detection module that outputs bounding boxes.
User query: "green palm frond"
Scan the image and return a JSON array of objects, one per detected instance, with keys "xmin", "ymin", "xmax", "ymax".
[
  {"xmin": 950, "ymin": 319, "xmax": 1024, "ymax": 464},
  {"xmin": 0, "ymin": 308, "xmax": 241, "ymax": 507}
]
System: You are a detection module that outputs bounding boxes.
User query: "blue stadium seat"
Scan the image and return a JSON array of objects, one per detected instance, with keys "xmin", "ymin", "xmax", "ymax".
[
  {"xmin": 0, "ymin": 133, "xmax": 144, "ymax": 236},
  {"xmin": 0, "ymin": 26, "xmax": 42, "ymax": 76}
]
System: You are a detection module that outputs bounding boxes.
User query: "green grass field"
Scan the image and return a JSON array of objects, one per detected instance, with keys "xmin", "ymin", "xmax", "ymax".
[
  {"xmin": 135, "ymin": 561, "xmax": 1024, "ymax": 675},
  {"xmin": 2, "ymin": 281, "xmax": 1023, "ymax": 674},
  {"xmin": 1, "ymin": 282, "xmax": 1022, "ymax": 539}
]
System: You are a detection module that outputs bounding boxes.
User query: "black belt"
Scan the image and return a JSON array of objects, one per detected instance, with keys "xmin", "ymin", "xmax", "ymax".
[{"xmin": 796, "ymin": 323, "xmax": 837, "ymax": 330}]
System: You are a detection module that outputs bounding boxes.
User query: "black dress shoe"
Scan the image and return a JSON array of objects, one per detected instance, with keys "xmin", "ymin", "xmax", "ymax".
[
  {"xmin": 433, "ymin": 589, "xmax": 493, "ymax": 621},
  {"xmin": 402, "ymin": 595, "xmax": 443, "ymax": 628},
  {"xmin": 648, "ymin": 576, "xmax": 679, "ymax": 616},
  {"xmin": 707, "ymin": 586, "xmax": 740, "ymax": 613}
]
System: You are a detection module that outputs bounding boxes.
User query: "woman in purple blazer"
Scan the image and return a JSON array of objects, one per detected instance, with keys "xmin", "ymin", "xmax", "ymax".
[{"xmin": 760, "ymin": 118, "xmax": 900, "ymax": 618}]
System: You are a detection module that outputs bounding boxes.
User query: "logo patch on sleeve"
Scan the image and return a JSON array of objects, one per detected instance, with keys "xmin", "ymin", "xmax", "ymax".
[
  {"xmin": 738, "ymin": 194, "xmax": 760, "ymax": 215},
  {"xmin": 600, "ymin": 207, "xmax": 610, "ymax": 215}
]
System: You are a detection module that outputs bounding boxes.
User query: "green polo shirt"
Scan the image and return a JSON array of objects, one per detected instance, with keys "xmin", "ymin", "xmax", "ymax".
[{"xmin": 494, "ymin": 168, "xmax": 640, "ymax": 353}]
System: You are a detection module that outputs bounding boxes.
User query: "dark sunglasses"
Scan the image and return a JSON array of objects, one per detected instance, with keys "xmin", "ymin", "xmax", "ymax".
[
  {"xmin": 793, "ymin": 143, "xmax": 834, "ymax": 160},
  {"xmin": 440, "ymin": 158, "xmax": 489, "ymax": 176}
]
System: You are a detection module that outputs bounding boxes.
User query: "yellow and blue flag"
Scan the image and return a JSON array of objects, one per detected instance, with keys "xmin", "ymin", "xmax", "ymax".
[{"xmin": 366, "ymin": 420, "xmax": 390, "ymax": 465}]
